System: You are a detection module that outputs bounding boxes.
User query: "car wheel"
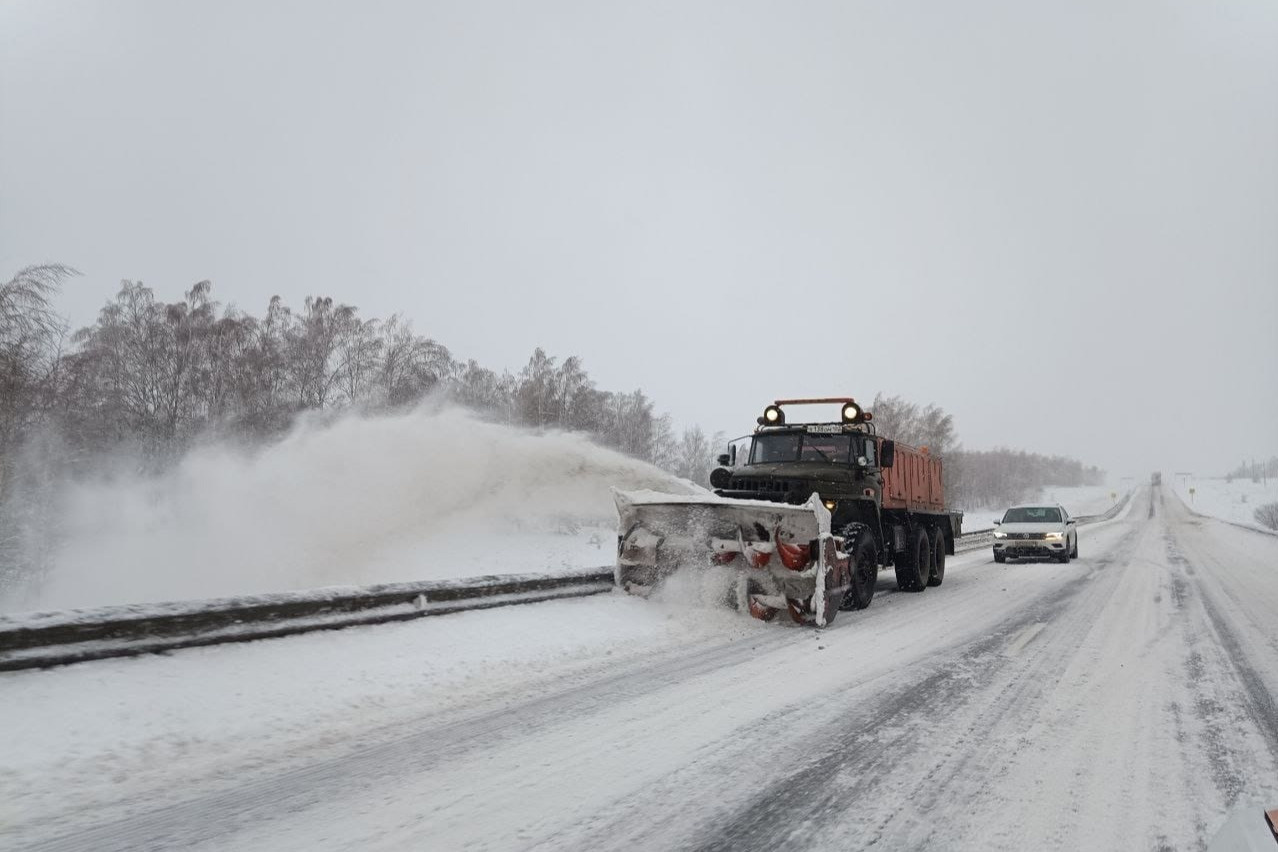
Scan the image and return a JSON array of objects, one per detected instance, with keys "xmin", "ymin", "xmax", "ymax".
[
  {"xmin": 993, "ymin": 550, "xmax": 1006, "ymax": 564},
  {"xmin": 1072, "ymin": 537, "xmax": 1079, "ymax": 558}
]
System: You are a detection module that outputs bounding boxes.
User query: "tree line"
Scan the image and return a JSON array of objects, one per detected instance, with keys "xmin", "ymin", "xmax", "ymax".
[
  {"xmin": 0, "ymin": 265, "xmax": 722, "ymax": 484},
  {"xmin": 0, "ymin": 265, "xmax": 1102, "ymax": 504},
  {"xmin": 864, "ymin": 393, "xmax": 1105, "ymax": 507},
  {"xmin": 1226, "ymin": 457, "xmax": 1277, "ymax": 484}
]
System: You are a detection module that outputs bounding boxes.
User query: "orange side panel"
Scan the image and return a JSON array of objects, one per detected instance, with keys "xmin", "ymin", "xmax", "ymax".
[{"xmin": 880, "ymin": 440, "xmax": 946, "ymax": 513}]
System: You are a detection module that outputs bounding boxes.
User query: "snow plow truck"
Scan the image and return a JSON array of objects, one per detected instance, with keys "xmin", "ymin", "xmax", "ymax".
[{"xmin": 615, "ymin": 397, "xmax": 962, "ymax": 627}]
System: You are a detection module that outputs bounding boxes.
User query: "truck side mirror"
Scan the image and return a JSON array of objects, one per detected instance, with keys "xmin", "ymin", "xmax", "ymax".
[
  {"xmin": 717, "ymin": 454, "xmax": 730, "ymax": 466},
  {"xmin": 880, "ymin": 440, "xmax": 895, "ymax": 468}
]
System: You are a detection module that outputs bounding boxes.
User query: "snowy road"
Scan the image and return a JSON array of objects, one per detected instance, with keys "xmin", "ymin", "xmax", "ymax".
[{"xmin": 6, "ymin": 486, "xmax": 1278, "ymax": 851}]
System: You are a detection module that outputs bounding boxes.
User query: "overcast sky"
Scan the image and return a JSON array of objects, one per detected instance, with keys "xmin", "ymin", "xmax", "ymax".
[{"xmin": 2, "ymin": 0, "xmax": 1275, "ymax": 478}]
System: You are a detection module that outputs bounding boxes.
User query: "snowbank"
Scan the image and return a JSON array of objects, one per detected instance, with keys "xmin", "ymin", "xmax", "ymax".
[
  {"xmin": 1172, "ymin": 476, "xmax": 1278, "ymax": 534},
  {"xmin": 8, "ymin": 408, "xmax": 700, "ymax": 612}
]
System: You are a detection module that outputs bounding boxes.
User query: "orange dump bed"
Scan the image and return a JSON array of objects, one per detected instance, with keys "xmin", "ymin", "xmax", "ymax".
[{"xmin": 879, "ymin": 441, "xmax": 946, "ymax": 513}]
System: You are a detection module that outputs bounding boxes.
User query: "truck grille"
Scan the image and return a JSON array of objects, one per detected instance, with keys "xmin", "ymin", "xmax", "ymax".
[
  {"xmin": 1006, "ymin": 532, "xmax": 1047, "ymax": 540},
  {"xmin": 730, "ymin": 477, "xmax": 800, "ymax": 495}
]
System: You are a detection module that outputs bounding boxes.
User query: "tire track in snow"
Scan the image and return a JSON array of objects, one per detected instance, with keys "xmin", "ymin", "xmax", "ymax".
[
  {"xmin": 19, "ymin": 630, "xmax": 801, "ymax": 852},
  {"xmin": 685, "ymin": 517, "xmax": 1150, "ymax": 852},
  {"xmin": 1163, "ymin": 509, "xmax": 1278, "ymax": 775}
]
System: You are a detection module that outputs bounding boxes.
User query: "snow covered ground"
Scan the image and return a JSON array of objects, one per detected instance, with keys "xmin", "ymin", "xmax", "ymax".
[
  {"xmin": 3, "ymin": 408, "xmax": 697, "ymax": 613},
  {"xmin": 1172, "ymin": 475, "xmax": 1278, "ymax": 534},
  {"xmin": 956, "ymin": 483, "xmax": 1124, "ymax": 530},
  {"xmin": 1, "ymin": 593, "xmax": 761, "ymax": 842},
  {"xmin": 5, "ymin": 486, "xmax": 1276, "ymax": 851}
]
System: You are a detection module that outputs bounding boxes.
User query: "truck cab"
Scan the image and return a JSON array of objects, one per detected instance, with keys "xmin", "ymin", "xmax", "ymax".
[{"xmin": 713, "ymin": 426, "xmax": 885, "ymax": 528}]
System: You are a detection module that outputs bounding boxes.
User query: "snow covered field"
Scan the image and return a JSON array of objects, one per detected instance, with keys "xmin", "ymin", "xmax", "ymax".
[
  {"xmin": 1172, "ymin": 475, "xmax": 1278, "ymax": 534},
  {"xmin": 5, "ymin": 486, "xmax": 1276, "ymax": 851}
]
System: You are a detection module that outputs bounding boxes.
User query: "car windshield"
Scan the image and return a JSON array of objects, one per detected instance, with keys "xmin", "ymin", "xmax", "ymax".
[
  {"xmin": 749, "ymin": 433, "xmax": 855, "ymax": 464},
  {"xmin": 1003, "ymin": 507, "xmax": 1062, "ymax": 523}
]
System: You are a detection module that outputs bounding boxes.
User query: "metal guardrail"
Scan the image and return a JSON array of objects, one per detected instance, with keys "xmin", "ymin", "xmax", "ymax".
[
  {"xmin": 0, "ymin": 571, "xmax": 613, "ymax": 673},
  {"xmin": 0, "ymin": 492, "xmax": 1132, "ymax": 673}
]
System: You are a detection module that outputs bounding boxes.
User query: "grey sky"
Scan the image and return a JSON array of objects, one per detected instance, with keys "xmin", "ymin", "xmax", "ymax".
[{"xmin": 2, "ymin": 0, "xmax": 1275, "ymax": 478}]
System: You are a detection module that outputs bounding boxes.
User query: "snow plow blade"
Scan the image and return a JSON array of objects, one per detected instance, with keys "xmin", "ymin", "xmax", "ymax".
[{"xmin": 613, "ymin": 490, "xmax": 851, "ymax": 627}]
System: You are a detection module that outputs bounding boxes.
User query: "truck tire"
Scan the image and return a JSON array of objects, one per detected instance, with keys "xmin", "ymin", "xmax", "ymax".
[
  {"xmin": 840, "ymin": 535, "xmax": 878, "ymax": 611},
  {"xmin": 928, "ymin": 528, "xmax": 945, "ymax": 586},
  {"xmin": 895, "ymin": 527, "xmax": 930, "ymax": 592}
]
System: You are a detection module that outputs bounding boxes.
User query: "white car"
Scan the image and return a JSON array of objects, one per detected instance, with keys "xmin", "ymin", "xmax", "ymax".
[{"xmin": 992, "ymin": 504, "xmax": 1078, "ymax": 563}]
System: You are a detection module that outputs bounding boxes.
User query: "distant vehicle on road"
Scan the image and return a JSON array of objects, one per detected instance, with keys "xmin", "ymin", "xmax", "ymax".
[
  {"xmin": 992, "ymin": 504, "xmax": 1078, "ymax": 563},
  {"xmin": 1151, "ymin": 471, "xmax": 1163, "ymax": 486}
]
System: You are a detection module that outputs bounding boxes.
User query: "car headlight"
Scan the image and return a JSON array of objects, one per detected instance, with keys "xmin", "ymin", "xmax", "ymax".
[
  {"xmin": 1045, "ymin": 532, "xmax": 1063, "ymax": 540},
  {"xmin": 993, "ymin": 531, "xmax": 1007, "ymax": 539}
]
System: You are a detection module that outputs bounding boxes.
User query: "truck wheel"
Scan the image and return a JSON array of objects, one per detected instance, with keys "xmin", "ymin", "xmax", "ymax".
[
  {"xmin": 895, "ymin": 527, "xmax": 930, "ymax": 592},
  {"xmin": 928, "ymin": 528, "xmax": 945, "ymax": 586},
  {"xmin": 840, "ymin": 536, "xmax": 878, "ymax": 611}
]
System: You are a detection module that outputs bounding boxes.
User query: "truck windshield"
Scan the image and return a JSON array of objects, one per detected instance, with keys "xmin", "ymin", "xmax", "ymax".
[{"xmin": 749, "ymin": 433, "xmax": 855, "ymax": 464}]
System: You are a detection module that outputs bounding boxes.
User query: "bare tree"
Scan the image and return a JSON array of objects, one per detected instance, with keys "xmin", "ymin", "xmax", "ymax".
[
  {"xmin": 0, "ymin": 265, "xmax": 75, "ymax": 453},
  {"xmin": 376, "ymin": 316, "xmax": 453, "ymax": 406},
  {"xmin": 517, "ymin": 348, "xmax": 559, "ymax": 427},
  {"xmin": 674, "ymin": 425, "xmax": 713, "ymax": 485},
  {"xmin": 869, "ymin": 393, "xmax": 955, "ymax": 454}
]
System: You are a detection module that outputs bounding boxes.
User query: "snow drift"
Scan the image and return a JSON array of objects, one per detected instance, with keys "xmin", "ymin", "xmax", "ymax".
[{"xmin": 12, "ymin": 408, "xmax": 701, "ymax": 611}]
